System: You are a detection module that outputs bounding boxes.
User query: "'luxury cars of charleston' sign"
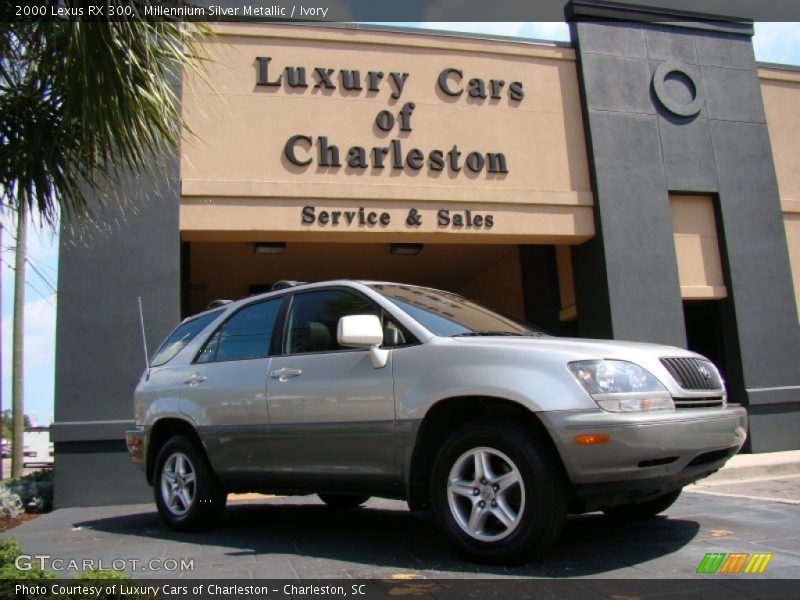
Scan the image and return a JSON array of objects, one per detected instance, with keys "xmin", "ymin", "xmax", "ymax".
[{"xmin": 256, "ymin": 57, "xmax": 522, "ymax": 175}]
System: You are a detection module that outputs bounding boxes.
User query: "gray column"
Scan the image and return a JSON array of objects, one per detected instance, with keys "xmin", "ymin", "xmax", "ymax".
[
  {"xmin": 570, "ymin": 18, "xmax": 687, "ymax": 347},
  {"xmin": 53, "ymin": 160, "xmax": 181, "ymax": 506},
  {"xmin": 568, "ymin": 1, "xmax": 800, "ymax": 451}
]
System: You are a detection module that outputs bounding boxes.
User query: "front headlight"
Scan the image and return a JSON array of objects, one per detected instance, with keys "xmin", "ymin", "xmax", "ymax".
[{"xmin": 568, "ymin": 360, "xmax": 674, "ymax": 412}]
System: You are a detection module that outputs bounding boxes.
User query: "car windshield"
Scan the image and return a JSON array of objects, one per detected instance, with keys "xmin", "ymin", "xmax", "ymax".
[{"xmin": 368, "ymin": 284, "xmax": 544, "ymax": 337}]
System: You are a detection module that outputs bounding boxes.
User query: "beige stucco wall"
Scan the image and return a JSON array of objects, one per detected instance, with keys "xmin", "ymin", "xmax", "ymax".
[
  {"xmin": 180, "ymin": 23, "xmax": 593, "ymax": 243},
  {"xmin": 785, "ymin": 213, "xmax": 800, "ymax": 320},
  {"xmin": 668, "ymin": 195, "xmax": 727, "ymax": 300},
  {"xmin": 188, "ymin": 242, "xmax": 525, "ymax": 316},
  {"xmin": 458, "ymin": 248, "xmax": 525, "ymax": 317},
  {"xmin": 761, "ymin": 67, "xmax": 800, "ymax": 319}
]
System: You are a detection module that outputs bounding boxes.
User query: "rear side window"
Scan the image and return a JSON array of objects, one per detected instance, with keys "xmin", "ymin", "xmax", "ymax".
[
  {"xmin": 150, "ymin": 311, "xmax": 221, "ymax": 367},
  {"xmin": 197, "ymin": 298, "xmax": 282, "ymax": 363}
]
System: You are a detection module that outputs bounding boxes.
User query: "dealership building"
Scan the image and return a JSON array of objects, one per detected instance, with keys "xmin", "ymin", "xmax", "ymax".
[{"xmin": 53, "ymin": 2, "xmax": 800, "ymax": 506}]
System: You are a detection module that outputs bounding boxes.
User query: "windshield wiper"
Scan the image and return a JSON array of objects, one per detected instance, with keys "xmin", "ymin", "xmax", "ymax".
[{"xmin": 453, "ymin": 331, "xmax": 531, "ymax": 337}]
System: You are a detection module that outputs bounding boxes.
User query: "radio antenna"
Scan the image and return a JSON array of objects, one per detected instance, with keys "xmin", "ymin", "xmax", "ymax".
[{"xmin": 138, "ymin": 297, "xmax": 149, "ymax": 370}]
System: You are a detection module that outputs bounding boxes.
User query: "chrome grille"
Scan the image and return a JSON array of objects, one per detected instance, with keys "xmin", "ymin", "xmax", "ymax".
[
  {"xmin": 660, "ymin": 357, "xmax": 723, "ymax": 391},
  {"xmin": 673, "ymin": 397, "xmax": 725, "ymax": 409}
]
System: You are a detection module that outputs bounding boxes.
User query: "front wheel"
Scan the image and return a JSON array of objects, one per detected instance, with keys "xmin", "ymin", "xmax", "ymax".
[
  {"xmin": 431, "ymin": 419, "xmax": 567, "ymax": 564},
  {"xmin": 602, "ymin": 489, "xmax": 682, "ymax": 521},
  {"xmin": 154, "ymin": 435, "xmax": 227, "ymax": 531}
]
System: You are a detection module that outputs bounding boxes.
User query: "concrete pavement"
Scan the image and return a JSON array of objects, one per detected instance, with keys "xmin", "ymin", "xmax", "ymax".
[
  {"xmin": 3, "ymin": 492, "xmax": 799, "ymax": 579},
  {"xmin": 685, "ymin": 449, "xmax": 800, "ymax": 505},
  {"xmin": 1, "ymin": 450, "xmax": 799, "ymax": 580},
  {"xmin": 700, "ymin": 450, "xmax": 800, "ymax": 483}
]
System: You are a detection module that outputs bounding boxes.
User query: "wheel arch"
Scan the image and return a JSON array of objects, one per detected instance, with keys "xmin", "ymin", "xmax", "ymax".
[
  {"xmin": 406, "ymin": 395, "xmax": 567, "ymax": 511},
  {"xmin": 146, "ymin": 417, "xmax": 206, "ymax": 485}
]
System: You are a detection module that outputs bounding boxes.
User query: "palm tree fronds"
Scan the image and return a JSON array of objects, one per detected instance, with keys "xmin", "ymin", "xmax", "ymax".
[{"xmin": 0, "ymin": 9, "xmax": 212, "ymax": 228}]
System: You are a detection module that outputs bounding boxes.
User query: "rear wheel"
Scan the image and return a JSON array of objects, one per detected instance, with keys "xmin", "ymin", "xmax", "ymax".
[
  {"xmin": 317, "ymin": 493, "xmax": 370, "ymax": 509},
  {"xmin": 430, "ymin": 419, "xmax": 567, "ymax": 563},
  {"xmin": 153, "ymin": 435, "xmax": 227, "ymax": 530},
  {"xmin": 602, "ymin": 489, "xmax": 682, "ymax": 521}
]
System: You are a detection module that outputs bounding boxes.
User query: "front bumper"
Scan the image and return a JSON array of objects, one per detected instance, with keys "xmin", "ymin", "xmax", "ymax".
[
  {"xmin": 125, "ymin": 428, "xmax": 146, "ymax": 469},
  {"xmin": 540, "ymin": 405, "xmax": 747, "ymax": 506}
]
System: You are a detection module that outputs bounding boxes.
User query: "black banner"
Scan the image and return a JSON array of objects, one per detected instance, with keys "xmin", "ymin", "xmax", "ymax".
[
  {"xmin": 5, "ymin": 0, "xmax": 800, "ymax": 23},
  {"xmin": 2, "ymin": 579, "xmax": 800, "ymax": 600}
]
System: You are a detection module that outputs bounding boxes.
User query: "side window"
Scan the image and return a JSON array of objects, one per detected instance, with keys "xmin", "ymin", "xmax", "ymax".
[
  {"xmin": 195, "ymin": 330, "xmax": 221, "ymax": 364},
  {"xmin": 150, "ymin": 310, "xmax": 221, "ymax": 367},
  {"xmin": 197, "ymin": 298, "xmax": 281, "ymax": 363},
  {"xmin": 285, "ymin": 289, "xmax": 378, "ymax": 355},
  {"xmin": 383, "ymin": 317, "xmax": 409, "ymax": 347}
]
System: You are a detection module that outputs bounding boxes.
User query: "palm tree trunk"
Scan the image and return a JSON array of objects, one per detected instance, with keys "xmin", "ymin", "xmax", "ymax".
[{"xmin": 11, "ymin": 202, "xmax": 27, "ymax": 478}]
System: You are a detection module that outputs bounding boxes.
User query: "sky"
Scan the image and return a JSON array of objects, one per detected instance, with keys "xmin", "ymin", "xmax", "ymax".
[
  {"xmin": 1, "ymin": 216, "xmax": 58, "ymax": 427},
  {"xmin": 1, "ymin": 22, "xmax": 799, "ymax": 427}
]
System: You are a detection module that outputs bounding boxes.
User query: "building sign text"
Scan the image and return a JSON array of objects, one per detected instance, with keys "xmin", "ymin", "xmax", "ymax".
[
  {"xmin": 301, "ymin": 206, "xmax": 495, "ymax": 229},
  {"xmin": 257, "ymin": 57, "xmax": 522, "ymax": 175}
]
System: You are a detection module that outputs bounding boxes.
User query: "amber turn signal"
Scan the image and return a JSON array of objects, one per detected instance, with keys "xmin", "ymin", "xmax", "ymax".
[{"xmin": 574, "ymin": 434, "xmax": 611, "ymax": 445}]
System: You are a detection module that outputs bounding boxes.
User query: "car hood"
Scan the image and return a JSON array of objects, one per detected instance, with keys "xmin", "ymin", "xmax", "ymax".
[{"xmin": 449, "ymin": 335, "xmax": 701, "ymax": 361}]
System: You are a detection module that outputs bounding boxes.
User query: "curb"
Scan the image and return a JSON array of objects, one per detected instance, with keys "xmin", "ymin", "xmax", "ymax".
[{"xmin": 701, "ymin": 450, "xmax": 800, "ymax": 484}]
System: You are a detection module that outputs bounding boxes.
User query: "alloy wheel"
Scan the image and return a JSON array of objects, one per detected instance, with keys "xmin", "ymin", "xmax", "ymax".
[
  {"xmin": 446, "ymin": 446, "xmax": 526, "ymax": 542},
  {"xmin": 160, "ymin": 452, "xmax": 196, "ymax": 517}
]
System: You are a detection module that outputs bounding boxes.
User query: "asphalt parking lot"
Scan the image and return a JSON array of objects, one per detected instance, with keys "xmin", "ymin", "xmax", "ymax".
[{"xmin": 4, "ymin": 485, "xmax": 799, "ymax": 580}]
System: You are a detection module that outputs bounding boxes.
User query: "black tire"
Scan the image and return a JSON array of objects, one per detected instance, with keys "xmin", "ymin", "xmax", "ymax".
[
  {"xmin": 430, "ymin": 419, "xmax": 568, "ymax": 564},
  {"xmin": 602, "ymin": 488, "xmax": 682, "ymax": 521},
  {"xmin": 153, "ymin": 435, "xmax": 227, "ymax": 531},
  {"xmin": 317, "ymin": 494, "xmax": 370, "ymax": 509}
]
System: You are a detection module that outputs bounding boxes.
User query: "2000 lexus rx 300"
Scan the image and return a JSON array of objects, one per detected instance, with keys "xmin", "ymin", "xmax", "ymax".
[{"xmin": 127, "ymin": 280, "xmax": 746, "ymax": 562}]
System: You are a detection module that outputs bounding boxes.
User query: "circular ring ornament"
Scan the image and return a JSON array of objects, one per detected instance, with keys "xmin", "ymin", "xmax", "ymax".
[{"xmin": 652, "ymin": 61, "xmax": 704, "ymax": 117}]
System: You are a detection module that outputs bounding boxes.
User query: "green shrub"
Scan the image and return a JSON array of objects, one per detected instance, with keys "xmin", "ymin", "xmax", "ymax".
[
  {"xmin": 0, "ymin": 537, "xmax": 155, "ymax": 600},
  {"xmin": 0, "ymin": 537, "xmax": 54, "ymax": 600},
  {"xmin": 74, "ymin": 569, "xmax": 132, "ymax": 581},
  {"xmin": 71, "ymin": 569, "xmax": 158, "ymax": 600},
  {"xmin": 0, "ymin": 537, "xmax": 22, "ymax": 566},
  {"xmin": 3, "ymin": 469, "xmax": 53, "ymax": 513},
  {"xmin": 0, "ymin": 487, "xmax": 23, "ymax": 519},
  {"xmin": 0, "ymin": 537, "xmax": 53, "ymax": 577}
]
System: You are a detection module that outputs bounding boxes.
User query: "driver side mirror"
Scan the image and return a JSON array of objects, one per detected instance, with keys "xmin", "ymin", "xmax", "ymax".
[{"xmin": 337, "ymin": 315, "xmax": 389, "ymax": 369}]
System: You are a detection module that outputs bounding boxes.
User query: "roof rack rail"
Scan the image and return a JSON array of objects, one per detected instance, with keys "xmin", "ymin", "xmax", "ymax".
[
  {"xmin": 207, "ymin": 299, "xmax": 233, "ymax": 309},
  {"xmin": 270, "ymin": 280, "xmax": 307, "ymax": 291}
]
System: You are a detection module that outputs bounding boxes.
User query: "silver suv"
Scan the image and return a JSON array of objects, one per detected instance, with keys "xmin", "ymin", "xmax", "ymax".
[{"xmin": 127, "ymin": 280, "xmax": 747, "ymax": 562}]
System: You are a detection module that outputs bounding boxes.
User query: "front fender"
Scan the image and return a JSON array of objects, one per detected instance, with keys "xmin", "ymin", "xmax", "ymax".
[{"xmin": 393, "ymin": 341, "xmax": 592, "ymax": 420}]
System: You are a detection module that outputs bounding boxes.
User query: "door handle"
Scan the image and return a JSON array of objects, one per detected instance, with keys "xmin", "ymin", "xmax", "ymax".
[
  {"xmin": 184, "ymin": 373, "xmax": 207, "ymax": 385},
  {"xmin": 270, "ymin": 368, "xmax": 303, "ymax": 382}
]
